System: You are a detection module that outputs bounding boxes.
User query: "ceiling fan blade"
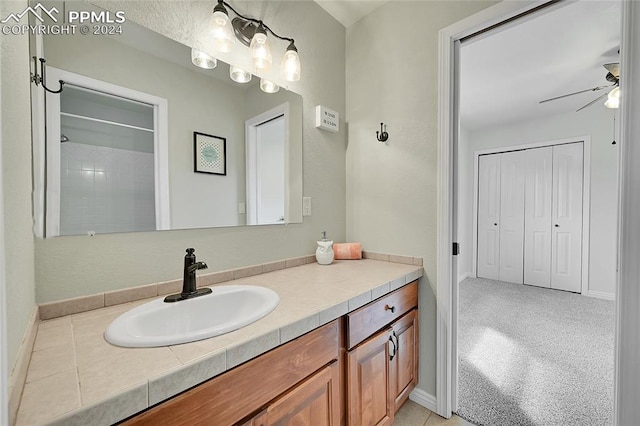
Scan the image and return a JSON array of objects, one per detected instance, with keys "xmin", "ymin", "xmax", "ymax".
[
  {"xmin": 576, "ymin": 92, "xmax": 609, "ymax": 112},
  {"xmin": 539, "ymin": 85, "xmax": 613, "ymax": 104},
  {"xmin": 604, "ymin": 63, "xmax": 620, "ymax": 78}
]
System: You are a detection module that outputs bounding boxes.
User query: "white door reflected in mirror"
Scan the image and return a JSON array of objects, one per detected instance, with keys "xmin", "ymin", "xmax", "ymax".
[{"xmin": 246, "ymin": 104, "xmax": 288, "ymax": 225}]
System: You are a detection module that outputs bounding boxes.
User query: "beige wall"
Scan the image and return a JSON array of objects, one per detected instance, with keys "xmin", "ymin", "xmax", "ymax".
[
  {"xmin": 34, "ymin": 0, "xmax": 347, "ymax": 302},
  {"xmin": 1, "ymin": 0, "xmax": 38, "ymax": 374},
  {"xmin": 345, "ymin": 0, "xmax": 497, "ymax": 396}
]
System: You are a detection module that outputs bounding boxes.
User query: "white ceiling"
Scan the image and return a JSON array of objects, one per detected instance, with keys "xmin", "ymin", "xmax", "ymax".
[
  {"xmin": 314, "ymin": 0, "xmax": 390, "ymax": 27},
  {"xmin": 460, "ymin": 0, "xmax": 622, "ymax": 131}
]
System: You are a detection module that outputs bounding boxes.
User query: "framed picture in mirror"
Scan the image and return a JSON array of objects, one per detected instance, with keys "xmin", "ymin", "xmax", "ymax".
[{"xmin": 194, "ymin": 131, "xmax": 226, "ymax": 175}]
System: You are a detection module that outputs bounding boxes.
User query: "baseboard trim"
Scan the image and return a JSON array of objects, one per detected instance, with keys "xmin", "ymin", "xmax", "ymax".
[
  {"xmin": 457, "ymin": 272, "xmax": 471, "ymax": 284},
  {"xmin": 409, "ymin": 388, "xmax": 437, "ymax": 413},
  {"xmin": 8, "ymin": 306, "xmax": 39, "ymax": 425},
  {"xmin": 585, "ymin": 290, "xmax": 615, "ymax": 301}
]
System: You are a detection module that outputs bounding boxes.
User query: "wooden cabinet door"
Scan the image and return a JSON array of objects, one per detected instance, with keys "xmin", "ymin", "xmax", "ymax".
[
  {"xmin": 264, "ymin": 361, "xmax": 340, "ymax": 426},
  {"xmin": 390, "ymin": 310, "xmax": 418, "ymax": 412},
  {"xmin": 346, "ymin": 329, "xmax": 394, "ymax": 426}
]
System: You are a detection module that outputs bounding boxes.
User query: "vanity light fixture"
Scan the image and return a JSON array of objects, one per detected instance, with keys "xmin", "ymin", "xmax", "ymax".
[
  {"xmin": 230, "ymin": 65, "xmax": 252, "ymax": 83},
  {"xmin": 191, "ymin": 49, "xmax": 218, "ymax": 69},
  {"xmin": 260, "ymin": 78, "xmax": 279, "ymax": 93},
  {"xmin": 250, "ymin": 23, "xmax": 272, "ymax": 70},
  {"xmin": 208, "ymin": 0, "xmax": 301, "ymax": 82},
  {"xmin": 209, "ymin": 0, "xmax": 235, "ymax": 53}
]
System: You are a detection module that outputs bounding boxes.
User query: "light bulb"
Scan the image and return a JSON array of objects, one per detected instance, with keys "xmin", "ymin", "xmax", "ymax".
[
  {"xmin": 209, "ymin": 5, "xmax": 235, "ymax": 53},
  {"xmin": 230, "ymin": 66, "xmax": 252, "ymax": 83},
  {"xmin": 605, "ymin": 86, "xmax": 620, "ymax": 109},
  {"xmin": 260, "ymin": 79, "xmax": 279, "ymax": 93},
  {"xmin": 191, "ymin": 49, "xmax": 217, "ymax": 69},
  {"xmin": 250, "ymin": 24, "xmax": 272, "ymax": 70},
  {"xmin": 280, "ymin": 42, "xmax": 300, "ymax": 82}
]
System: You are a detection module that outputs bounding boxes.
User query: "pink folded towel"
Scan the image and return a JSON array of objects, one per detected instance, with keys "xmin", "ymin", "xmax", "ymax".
[{"xmin": 333, "ymin": 243, "xmax": 362, "ymax": 260}]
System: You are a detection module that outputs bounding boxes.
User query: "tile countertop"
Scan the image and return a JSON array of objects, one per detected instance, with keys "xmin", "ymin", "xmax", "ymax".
[{"xmin": 17, "ymin": 259, "xmax": 423, "ymax": 425}]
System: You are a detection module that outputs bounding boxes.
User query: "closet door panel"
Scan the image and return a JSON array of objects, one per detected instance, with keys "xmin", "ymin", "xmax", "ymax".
[
  {"xmin": 498, "ymin": 151, "xmax": 526, "ymax": 284},
  {"xmin": 477, "ymin": 154, "xmax": 501, "ymax": 280},
  {"xmin": 524, "ymin": 147, "xmax": 553, "ymax": 288},
  {"xmin": 551, "ymin": 143, "xmax": 583, "ymax": 292}
]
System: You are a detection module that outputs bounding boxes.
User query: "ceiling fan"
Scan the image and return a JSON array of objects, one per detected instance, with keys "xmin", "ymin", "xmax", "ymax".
[{"xmin": 539, "ymin": 63, "xmax": 620, "ymax": 112}]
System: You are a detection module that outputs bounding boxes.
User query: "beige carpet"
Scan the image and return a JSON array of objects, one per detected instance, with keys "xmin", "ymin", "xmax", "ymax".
[{"xmin": 456, "ymin": 277, "xmax": 614, "ymax": 426}]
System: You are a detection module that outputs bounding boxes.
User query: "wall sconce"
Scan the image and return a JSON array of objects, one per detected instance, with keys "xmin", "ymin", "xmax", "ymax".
[{"xmin": 207, "ymin": 0, "xmax": 301, "ymax": 82}]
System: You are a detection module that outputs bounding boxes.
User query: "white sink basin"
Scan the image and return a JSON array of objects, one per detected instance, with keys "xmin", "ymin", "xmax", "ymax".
[{"xmin": 105, "ymin": 285, "xmax": 279, "ymax": 347}]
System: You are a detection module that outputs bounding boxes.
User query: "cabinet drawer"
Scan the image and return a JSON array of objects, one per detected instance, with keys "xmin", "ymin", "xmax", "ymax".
[
  {"xmin": 346, "ymin": 281, "xmax": 418, "ymax": 350},
  {"xmin": 123, "ymin": 320, "xmax": 339, "ymax": 425}
]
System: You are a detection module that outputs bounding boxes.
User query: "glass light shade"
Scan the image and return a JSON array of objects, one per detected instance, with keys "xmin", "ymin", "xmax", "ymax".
[
  {"xmin": 230, "ymin": 65, "xmax": 252, "ymax": 83},
  {"xmin": 260, "ymin": 79, "xmax": 279, "ymax": 93},
  {"xmin": 209, "ymin": 10, "xmax": 235, "ymax": 53},
  {"xmin": 281, "ymin": 48, "xmax": 301, "ymax": 82},
  {"xmin": 250, "ymin": 30, "xmax": 272, "ymax": 70},
  {"xmin": 604, "ymin": 86, "xmax": 620, "ymax": 109},
  {"xmin": 191, "ymin": 49, "xmax": 217, "ymax": 69}
]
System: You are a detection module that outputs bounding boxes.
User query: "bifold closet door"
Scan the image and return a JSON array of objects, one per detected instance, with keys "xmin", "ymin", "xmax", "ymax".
[
  {"xmin": 498, "ymin": 151, "xmax": 525, "ymax": 284},
  {"xmin": 524, "ymin": 147, "xmax": 553, "ymax": 288},
  {"xmin": 477, "ymin": 154, "xmax": 501, "ymax": 280},
  {"xmin": 524, "ymin": 143, "xmax": 583, "ymax": 292},
  {"xmin": 477, "ymin": 152, "xmax": 525, "ymax": 284},
  {"xmin": 551, "ymin": 143, "xmax": 583, "ymax": 292}
]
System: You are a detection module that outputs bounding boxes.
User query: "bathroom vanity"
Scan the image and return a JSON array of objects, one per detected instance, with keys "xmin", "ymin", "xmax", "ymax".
[
  {"xmin": 122, "ymin": 281, "xmax": 418, "ymax": 425},
  {"xmin": 15, "ymin": 257, "xmax": 423, "ymax": 425}
]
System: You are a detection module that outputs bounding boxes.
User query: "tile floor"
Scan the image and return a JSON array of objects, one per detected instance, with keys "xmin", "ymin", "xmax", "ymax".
[{"xmin": 394, "ymin": 400, "xmax": 475, "ymax": 426}]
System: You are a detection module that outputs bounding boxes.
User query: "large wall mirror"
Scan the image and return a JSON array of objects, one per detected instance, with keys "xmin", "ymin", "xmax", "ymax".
[{"xmin": 30, "ymin": 1, "xmax": 303, "ymax": 237}]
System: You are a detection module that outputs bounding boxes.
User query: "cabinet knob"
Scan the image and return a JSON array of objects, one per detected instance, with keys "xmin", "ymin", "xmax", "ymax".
[
  {"xmin": 555, "ymin": 224, "xmax": 559, "ymax": 227},
  {"xmin": 385, "ymin": 304, "xmax": 396, "ymax": 313},
  {"xmin": 494, "ymin": 223, "xmax": 498, "ymax": 226}
]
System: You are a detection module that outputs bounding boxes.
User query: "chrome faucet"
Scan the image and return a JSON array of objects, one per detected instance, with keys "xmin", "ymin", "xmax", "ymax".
[{"xmin": 164, "ymin": 248, "xmax": 212, "ymax": 302}]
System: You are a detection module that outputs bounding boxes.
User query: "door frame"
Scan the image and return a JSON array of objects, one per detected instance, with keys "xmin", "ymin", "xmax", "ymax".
[
  {"xmin": 42, "ymin": 67, "xmax": 170, "ymax": 236},
  {"xmin": 436, "ymin": 0, "xmax": 634, "ymax": 421},
  {"xmin": 0, "ymin": 82, "xmax": 8, "ymax": 426},
  {"xmin": 471, "ymin": 137, "xmax": 591, "ymax": 296}
]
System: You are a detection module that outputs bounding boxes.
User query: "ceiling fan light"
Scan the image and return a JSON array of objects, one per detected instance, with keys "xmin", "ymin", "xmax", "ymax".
[{"xmin": 605, "ymin": 86, "xmax": 620, "ymax": 109}]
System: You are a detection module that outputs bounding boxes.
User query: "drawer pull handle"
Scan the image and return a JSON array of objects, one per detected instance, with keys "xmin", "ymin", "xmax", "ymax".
[{"xmin": 385, "ymin": 304, "xmax": 396, "ymax": 313}]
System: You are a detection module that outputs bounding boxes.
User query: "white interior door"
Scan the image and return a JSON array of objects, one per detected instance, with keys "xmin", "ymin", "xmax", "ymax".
[
  {"xmin": 498, "ymin": 151, "xmax": 526, "ymax": 284},
  {"xmin": 524, "ymin": 147, "xmax": 553, "ymax": 288},
  {"xmin": 551, "ymin": 143, "xmax": 583, "ymax": 292},
  {"xmin": 477, "ymin": 154, "xmax": 501, "ymax": 280},
  {"xmin": 256, "ymin": 116, "xmax": 285, "ymax": 224}
]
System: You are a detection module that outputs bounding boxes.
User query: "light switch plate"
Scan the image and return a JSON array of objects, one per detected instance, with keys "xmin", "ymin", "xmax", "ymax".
[{"xmin": 238, "ymin": 202, "xmax": 246, "ymax": 214}]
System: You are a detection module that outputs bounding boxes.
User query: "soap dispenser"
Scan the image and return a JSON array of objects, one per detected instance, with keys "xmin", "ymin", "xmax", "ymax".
[{"xmin": 316, "ymin": 231, "xmax": 334, "ymax": 265}]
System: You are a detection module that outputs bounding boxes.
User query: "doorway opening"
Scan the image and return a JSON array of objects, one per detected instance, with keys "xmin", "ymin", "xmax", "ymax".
[
  {"xmin": 437, "ymin": 0, "xmax": 623, "ymax": 424},
  {"xmin": 38, "ymin": 67, "xmax": 170, "ymax": 237}
]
